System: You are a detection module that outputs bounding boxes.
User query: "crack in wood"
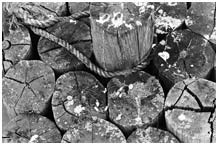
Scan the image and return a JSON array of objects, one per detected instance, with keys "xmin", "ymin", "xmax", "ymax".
[{"xmin": 4, "ymin": 76, "xmax": 24, "ymax": 84}]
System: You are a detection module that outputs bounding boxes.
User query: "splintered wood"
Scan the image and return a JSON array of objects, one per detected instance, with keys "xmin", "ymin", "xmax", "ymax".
[{"xmin": 90, "ymin": 2, "xmax": 154, "ymax": 71}]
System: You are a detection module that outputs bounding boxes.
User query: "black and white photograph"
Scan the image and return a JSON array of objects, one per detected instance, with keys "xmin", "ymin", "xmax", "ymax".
[{"xmin": 1, "ymin": 1, "xmax": 216, "ymax": 143}]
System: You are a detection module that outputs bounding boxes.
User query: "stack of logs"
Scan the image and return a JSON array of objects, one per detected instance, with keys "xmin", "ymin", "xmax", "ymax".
[{"xmin": 2, "ymin": 2, "xmax": 216, "ymax": 143}]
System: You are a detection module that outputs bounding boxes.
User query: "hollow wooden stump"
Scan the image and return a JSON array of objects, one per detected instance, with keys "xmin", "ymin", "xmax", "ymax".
[
  {"xmin": 107, "ymin": 71, "xmax": 165, "ymax": 135},
  {"xmin": 127, "ymin": 126, "xmax": 179, "ymax": 143},
  {"xmin": 52, "ymin": 71, "xmax": 107, "ymax": 131},
  {"xmin": 37, "ymin": 20, "xmax": 92, "ymax": 74},
  {"xmin": 61, "ymin": 117, "xmax": 126, "ymax": 143},
  {"xmin": 164, "ymin": 78, "xmax": 216, "ymax": 143},
  {"xmin": 2, "ymin": 113, "xmax": 62, "ymax": 143},
  {"xmin": 90, "ymin": 2, "xmax": 154, "ymax": 71},
  {"xmin": 153, "ymin": 29, "xmax": 215, "ymax": 91},
  {"xmin": 2, "ymin": 60, "xmax": 55, "ymax": 119}
]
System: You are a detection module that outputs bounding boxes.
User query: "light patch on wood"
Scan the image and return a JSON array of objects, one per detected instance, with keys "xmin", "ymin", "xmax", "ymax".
[
  {"xmin": 128, "ymin": 84, "xmax": 134, "ymax": 90},
  {"xmin": 67, "ymin": 95, "xmax": 73, "ymax": 100},
  {"xmin": 178, "ymin": 113, "xmax": 186, "ymax": 121},
  {"xmin": 74, "ymin": 104, "xmax": 85, "ymax": 115},
  {"xmin": 85, "ymin": 121, "xmax": 92, "ymax": 131},
  {"xmin": 158, "ymin": 51, "xmax": 170, "ymax": 61},
  {"xmin": 96, "ymin": 14, "xmax": 111, "ymax": 24},
  {"xmin": 69, "ymin": 19, "xmax": 77, "ymax": 24},
  {"xmin": 115, "ymin": 113, "xmax": 122, "ymax": 121},
  {"xmin": 29, "ymin": 134, "xmax": 39, "ymax": 143},
  {"xmin": 96, "ymin": 100, "xmax": 100, "ymax": 107}
]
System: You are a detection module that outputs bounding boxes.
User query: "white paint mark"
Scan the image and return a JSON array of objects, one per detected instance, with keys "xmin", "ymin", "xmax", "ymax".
[
  {"xmin": 190, "ymin": 64, "xmax": 194, "ymax": 67},
  {"xmin": 29, "ymin": 135, "xmax": 39, "ymax": 143},
  {"xmin": 96, "ymin": 14, "xmax": 111, "ymax": 24},
  {"xmin": 104, "ymin": 106, "xmax": 109, "ymax": 111},
  {"xmin": 94, "ymin": 106, "xmax": 99, "ymax": 112},
  {"xmin": 178, "ymin": 113, "xmax": 186, "ymax": 121},
  {"xmin": 158, "ymin": 51, "xmax": 170, "ymax": 61},
  {"xmin": 136, "ymin": 20, "xmax": 142, "ymax": 26},
  {"xmin": 67, "ymin": 95, "xmax": 73, "ymax": 100},
  {"xmin": 159, "ymin": 40, "xmax": 166, "ymax": 45},
  {"xmin": 74, "ymin": 105, "xmax": 85, "ymax": 115},
  {"xmin": 128, "ymin": 84, "xmax": 134, "ymax": 90},
  {"xmin": 115, "ymin": 114, "xmax": 122, "ymax": 121},
  {"xmin": 69, "ymin": 19, "xmax": 77, "ymax": 24},
  {"xmin": 96, "ymin": 100, "xmax": 100, "ymax": 107}
]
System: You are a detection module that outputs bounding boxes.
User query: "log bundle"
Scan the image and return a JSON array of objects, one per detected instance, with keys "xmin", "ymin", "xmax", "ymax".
[{"xmin": 2, "ymin": 2, "xmax": 216, "ymax": 143}]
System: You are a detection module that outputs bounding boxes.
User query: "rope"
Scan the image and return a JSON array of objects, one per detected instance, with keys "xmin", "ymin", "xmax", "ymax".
[
  {"xmin": 18, "ymin": 7, "xmax": 90, "ymax": 28},
  {"xmin": 30, "ymin": 26, "xmax": 151, "ymax": 78},
  {"xmin": 8, "ymin": 3, "xmax": 152, "ymax": 78}
]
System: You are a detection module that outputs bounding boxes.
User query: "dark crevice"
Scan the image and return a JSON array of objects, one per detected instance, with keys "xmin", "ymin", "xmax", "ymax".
[
  {"xmin": 185, "ymin": 87, "xmax": 204, "ymax": 109},
  {"xmin": 73, "ymin": 73, "xmax": 80, "ymax": 92},
  {"xmin": 165, "ymin": 105, "xmax": 214, "ymax": 112},
  {"xmin": 14, "ymin": 86, "xmax": 26, "ymax": 109},
  {"xmin": 14, "ymin": 131, "xmax": 30, "ymax": 140},
  {"xmin": 62, "ymin": 102, "xmax": 79, "ymax": 118},
  {"xmin": 4, "ymin": 76, "xmax": 24, "ymax": 84},
  {"xmin": 27, "ymin": 85, "xmax": 38, "ymax": 99},
  {"xmin": 136, "ymin": 27, "xmax": 141, "ymax": 62},
  {"xmin": 28, "ymin": 75, "xmax": 44, "ymax": 84},
  {"xmin": 62, "ymin": 138, "xmax": 71, "ymax": 143},
  {"xmin": 55, "ymin": 110, "xmax": 67, "ymax": 120},
  {"xmin": 208, "ymin": 99, "xmax": 216, "ymax": 143},
  {"xmin": 172, "ymin": 85, "xmax": 186, "ymax": 106},
  {"xmin": 10, "ymin": 43, "xmax": 30, "ymax": 46},
  {"xmin": 40, "ymin": 46, "xmax": 62, "ymax": 54},
  {"xmin": 116, "ymin": 30, "xmax": 124, "ymax": 66},
  {"xmin": 39, "ymin": 5, "xmax": 58, "ymax": 16}
]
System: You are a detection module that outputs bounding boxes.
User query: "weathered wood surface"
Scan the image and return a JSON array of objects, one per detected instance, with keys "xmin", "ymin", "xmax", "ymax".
[
  {"xmin": 2, "ymin": 60, "xmax": 55, "ymax": 119},
  {"xmin": 153, "ymin": 29, "xmax": 215, "ymax": 91},
  {"xmin": 2, "ymin": 4, "xmax": 33, "ymax": 75},
  {"xmin": 37, "ymin": 21, "xmax": 92, "ymax": 74},
  {"xmin": 61, "ymin": 117, "xmax": 126, "ymax": 143},
  {"xmin": 164, "ymin": 78, "xmax": 216, "ymax": 143},
  {"xmin": 52, "ymin": 71, "xmax": 107, "ymax": 131},
  {"xmin": 127, "ymin": 126, "xmax": 179, "ymax": 143},
  {"xmin": 107, "ymin": 71, "xmax": 165, "ymax": 135},
  {"xmin": 2, "ymin": 113, "xmax": 62, "ymax": 143},
  {"xmin": 90, "ymin": 2, "xmax": 154, "ymax": 71}
]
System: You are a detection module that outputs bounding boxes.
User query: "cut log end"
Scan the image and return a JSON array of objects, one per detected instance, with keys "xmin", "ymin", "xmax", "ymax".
[
  {"xmin": 61, "ymin": 117, "xmax": 126, "ymax": 143},
  {"xmin": 164, "ymin": 78, "xmax": 216, "ymax": 143},
  {"xmin": 107, "ymin": 71, "xmax": 165, "ymax": 135},
  {"xmin": 52, "ymin": 71, "xmax": 107, "ymax": 131},
  {"xmin": 2, "ymin": 113, "xmax": 62, "ymax": 143},
  {"xmin": 127, "ymin": 126, "xmax": 179, "ymax": 143},
  {"xmin": 2, "ymin": 60, "xmax": 55, "ymax": 119}
]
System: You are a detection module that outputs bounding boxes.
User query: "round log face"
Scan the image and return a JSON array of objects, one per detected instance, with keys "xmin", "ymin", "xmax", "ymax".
[
  {"xmin": 90, "ymin": 2, "xmax": 154, "ymax": 71},
  {"xmin": 2, "ymin": 6, "xmax": 32, "ymax": 74},
  {"xmin": 107, "ymin": 71, "xmax": 165, "ymax": 134},
  {"xmin": 127, "ymin": 126, "xmax": 179, "ymax": 143},
  {"xmin": 37, "ymin": 21, "xmax": 92, "ymax": 74},
  {"xmin": 61, "ymin": 117, "xmax": 126, "ymax": 143},
  {"xmin": 164, "ymin": 78, "xmax": 216, "ymax": 143},
  {"xmin": 52, "ymin": 71, "xmax": 107, "ymax": 131},
  {"xmin": 2, "ymin": 114, "xmax": 62, "ymax": 143},
  {"xmin": 2, "ymin": 60, "xmax": 55, "ymax": 118},
  {"xmin": 153, "ymin": 29, "xmax": 215, "ymax": 89}
]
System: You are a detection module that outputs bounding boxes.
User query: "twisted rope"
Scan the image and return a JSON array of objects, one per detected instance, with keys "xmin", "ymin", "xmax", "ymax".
[
  {"xmin": 8, "ymin": 3, "xmax": 151, "ymax": 78},
  {"xmin": 30, "ymin": 26, "xmax": 151, "ymax": 78},
  {"xmin": 19, "ymin": 8, "xmax": 90, "ymax": 28}
]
